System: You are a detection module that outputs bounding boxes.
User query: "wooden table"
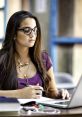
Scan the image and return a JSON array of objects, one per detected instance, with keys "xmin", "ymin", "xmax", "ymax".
[{"xmin": 0, "ymin": 107, "xmax": 82, "ymax": 117}]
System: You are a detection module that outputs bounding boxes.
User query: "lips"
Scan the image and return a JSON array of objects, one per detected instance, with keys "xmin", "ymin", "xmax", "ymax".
[{"xmin": 29, "ymin": 39, "xmax": 35, "ymax": 42}]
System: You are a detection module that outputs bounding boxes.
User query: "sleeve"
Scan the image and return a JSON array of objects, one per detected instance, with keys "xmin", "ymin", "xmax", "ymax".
[{"xmin": 42, "ymin": 51, "xmax": 52, "ymax": 71}]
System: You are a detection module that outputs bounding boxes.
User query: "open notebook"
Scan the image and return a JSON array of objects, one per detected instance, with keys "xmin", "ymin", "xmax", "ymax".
[
  {"xmin": 18, "ymin": 96, "xmax": 69, "ymax": 104},
  {"xmin": 18, "ymin": 96, "xmax": 70, "ymax": 108}
]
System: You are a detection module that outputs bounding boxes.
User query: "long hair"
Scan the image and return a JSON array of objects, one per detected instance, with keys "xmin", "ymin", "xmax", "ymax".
[{"xmin": 0, "ymin": 11, "xmax": 50, "ymax": 91}]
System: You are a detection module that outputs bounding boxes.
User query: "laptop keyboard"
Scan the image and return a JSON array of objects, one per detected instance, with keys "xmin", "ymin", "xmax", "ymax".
[{"xmin": 55, "ymin": 100, "xmax": 70, "ymax": 105}]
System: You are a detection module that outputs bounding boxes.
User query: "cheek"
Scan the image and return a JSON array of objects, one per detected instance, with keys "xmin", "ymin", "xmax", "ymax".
[
  {"xmin": 16, "ymin": 33, "xmax": 29, "ymax": 44},
  {"xmin": 17, "ymin": 33, "xmax": 26, "ymax": 40},
  {"xmin": 16, "ymin": 32, "xmax": 37, "ymax": 47}
]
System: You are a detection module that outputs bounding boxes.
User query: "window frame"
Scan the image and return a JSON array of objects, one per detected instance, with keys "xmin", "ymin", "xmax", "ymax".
[{"xmin": 0, "ymin": 0, "xmax": 6, "ymax": 42}]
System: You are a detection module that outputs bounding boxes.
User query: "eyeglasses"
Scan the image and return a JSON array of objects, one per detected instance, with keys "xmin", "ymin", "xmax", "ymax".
[{"xmin": 18, "ymin": 26, "xmax": 37, "ymax": 35}]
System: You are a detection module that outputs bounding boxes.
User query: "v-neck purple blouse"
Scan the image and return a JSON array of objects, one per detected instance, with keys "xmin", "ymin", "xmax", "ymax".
[{"xmin": 17, "ymin": 52, "xmax": 52, "ymax": 89}]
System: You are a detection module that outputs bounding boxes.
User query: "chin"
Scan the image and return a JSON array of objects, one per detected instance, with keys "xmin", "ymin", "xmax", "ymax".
[
  {"xmin": 29, "ymin": 44, "xmax": 35, "ymax": 47},
  {"xmin": 29, "ymin": 42, "xmax": 35, "ymax": 46}
]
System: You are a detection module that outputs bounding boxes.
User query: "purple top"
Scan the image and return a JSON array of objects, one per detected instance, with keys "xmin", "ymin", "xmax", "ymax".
[{"xmin": 17, "ymin": 52, "xmax": 52, "ymax": 89}]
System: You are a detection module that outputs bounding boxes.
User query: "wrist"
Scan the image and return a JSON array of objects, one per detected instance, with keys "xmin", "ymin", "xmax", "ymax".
[{"xmin": 56, "ymin": 89, "xmax": 62, "ymax": 99}]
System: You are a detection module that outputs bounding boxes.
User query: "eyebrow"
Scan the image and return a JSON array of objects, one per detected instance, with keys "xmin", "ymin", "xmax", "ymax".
[{"xmin": 19, "ymin": 26, "xmax": 37, "ymax": 29}]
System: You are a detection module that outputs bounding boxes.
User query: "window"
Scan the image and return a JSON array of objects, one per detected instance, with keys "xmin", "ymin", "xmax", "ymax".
[
  {"xmin": 50, "ymin": 0, "xmax": 82, "ymax": 83},
  {"xmin": 0, "ymin": 0, "xmax": 5, "ymax": 41}
]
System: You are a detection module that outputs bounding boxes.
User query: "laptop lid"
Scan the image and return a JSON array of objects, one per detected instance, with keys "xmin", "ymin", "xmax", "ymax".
[
  {"xmin": 68, "ymin": 75, "xmax": 82, "ymax": 108},
  {"xmin": 54, "ymin": 75, "xmax": 82, "ymax": 108}
]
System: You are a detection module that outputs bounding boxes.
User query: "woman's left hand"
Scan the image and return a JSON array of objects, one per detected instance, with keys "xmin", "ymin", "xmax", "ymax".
[
  {"xmin": 61, "ymin": 89, "xmax": 70, "ymax": 99},
  {"xmin": 58, "ymin": 89, "xmax": 70, "ymax": 99}
]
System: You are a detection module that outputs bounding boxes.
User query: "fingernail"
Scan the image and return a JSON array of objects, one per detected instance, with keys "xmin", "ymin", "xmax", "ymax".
[{"xmin": 36, "ymin": 83, "xmax": 39, "ymax": 86}]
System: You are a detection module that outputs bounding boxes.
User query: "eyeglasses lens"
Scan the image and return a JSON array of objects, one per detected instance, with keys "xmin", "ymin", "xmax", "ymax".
[{"xmin": 18, "ymin": 27, "xmax": 37, "ymax": 35}]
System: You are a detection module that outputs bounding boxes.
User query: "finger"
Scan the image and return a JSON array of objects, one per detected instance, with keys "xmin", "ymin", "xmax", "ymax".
[
  {"xmin": 30, "ymin": 87, "xmax": 42, "ymax": 96},
  {"xmin": 65, "ymin": 90, "xmax": 70, "ymax": 99},
  {"xmin": 32, "ymin": 93, "xmax": 41, "ymax": 99},
  {"xmin": 27, "ymin": 85, "xmax": 43, "ymax": 98},
  {"xmin": 62, "ymin": 89, "xmax": 70, "ymax": 99},
  {"xmin": 61, "ymin": 89, "xmax": 67, "ymax": 99},
  {"xmin": 28, "ymin": 85, "xmax": 43, "ymax": 91},
  {"xmin": 34, "ymin": 86, "xmax": 43, "ymax": 91},
  {"xmin": 34, "ymin": 94, "xmax": 41, "ymax": 99},
  {"xmin": 29, "ymin": 85, "xmax": 43, "ymax": 91},
  {"xmin": 35, "ymin": 90, "xmax": 42, "ymax": 95},
  {"xmin": 62, "ymin": 90, "xmax": 65, "ymax": 99},
  {"xmin": 36, "ymin": 83, "xmax": 39, "ymax": 86}
]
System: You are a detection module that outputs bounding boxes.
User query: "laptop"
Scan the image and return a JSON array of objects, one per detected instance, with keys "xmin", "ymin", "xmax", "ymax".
[{"xmin": 38, "ymin": 75, "xmax": 82, "ymax": 109}]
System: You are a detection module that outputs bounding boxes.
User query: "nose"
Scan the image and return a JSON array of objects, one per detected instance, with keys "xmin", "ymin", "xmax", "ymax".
[{"xmin": 29, "ymin": 30, "xmax": 35, "ymax": 38}]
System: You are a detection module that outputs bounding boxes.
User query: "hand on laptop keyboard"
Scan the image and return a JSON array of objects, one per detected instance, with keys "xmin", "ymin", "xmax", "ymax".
[{"xmin": 57, "ymin": 89, "xmax": 70, "ymax": 99}]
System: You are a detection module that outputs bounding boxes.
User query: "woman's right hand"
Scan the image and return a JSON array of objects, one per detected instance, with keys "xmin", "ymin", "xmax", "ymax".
[{"xmin": 17, "ymin": 85, "xmax": 43, "ymax": 99}]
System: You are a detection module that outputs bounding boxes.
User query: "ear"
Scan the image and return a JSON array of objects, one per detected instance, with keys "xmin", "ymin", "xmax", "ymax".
[{"xmin": 14, "ymin": 36, "xmax": 16, "ymax": 40}]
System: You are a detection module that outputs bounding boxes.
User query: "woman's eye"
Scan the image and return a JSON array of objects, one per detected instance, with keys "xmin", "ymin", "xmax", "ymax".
[{"xmin": 25, "ymin": 29, "xmax": 30, "ymax": 33}]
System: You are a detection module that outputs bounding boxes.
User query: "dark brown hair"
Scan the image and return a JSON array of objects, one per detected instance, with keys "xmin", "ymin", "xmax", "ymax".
[{"xmin": 0, "ymin": 11, "xmax": 50, "ymax": 91}]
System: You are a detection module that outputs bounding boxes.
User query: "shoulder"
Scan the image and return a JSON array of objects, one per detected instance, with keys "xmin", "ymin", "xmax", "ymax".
[
  {"xmin": 42, "ymin": 51, "xmax": 48, "ymax": 59},
  {"xmin": 41, "ymin": 50, "xmax": 52, "ymax": 71},
  {"xmin": 41, "ymin": 50, "xmax": 52, "ymax": 61}
]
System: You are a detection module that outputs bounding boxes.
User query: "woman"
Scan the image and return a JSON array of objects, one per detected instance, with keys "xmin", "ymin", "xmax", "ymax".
[{"xmin": 0, "ymin": 11, "xmax": 69, "ymax": 99}]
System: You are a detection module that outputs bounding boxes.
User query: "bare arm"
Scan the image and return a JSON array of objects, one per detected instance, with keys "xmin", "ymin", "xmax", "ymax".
[
  {"xmin": 46, "ymin": 66, "xmax": 59, "ymax": 98},
  {"xmin": 0, "ymin": 90, "xmax": 18, "ymax": 98},
  {"xmin": 46, "ymin": 66, "xmax": 70, "ymax": 99},
  {"xmin": 0, "ymin": 85, "xmax": 43, "ymax": 99}
]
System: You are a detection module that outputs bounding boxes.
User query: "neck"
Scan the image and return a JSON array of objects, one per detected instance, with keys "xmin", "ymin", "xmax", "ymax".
[{"xmin": 15, "ymin": 44, "xmax": 29, "ymax": 59}]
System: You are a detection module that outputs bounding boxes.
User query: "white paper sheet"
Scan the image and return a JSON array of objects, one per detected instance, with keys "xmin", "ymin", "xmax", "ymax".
[{"xmin": 18, "ymin": 96, "xmax": 69, "ymax": 105}]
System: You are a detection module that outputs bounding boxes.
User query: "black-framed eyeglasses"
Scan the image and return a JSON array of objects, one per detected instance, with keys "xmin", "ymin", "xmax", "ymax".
[{"xmin": 18, "ymin": 26, "xmax": 37, "ymax": 35}]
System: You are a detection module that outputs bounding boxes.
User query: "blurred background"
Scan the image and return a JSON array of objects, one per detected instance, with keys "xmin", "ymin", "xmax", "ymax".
[{"xmin": 0, "ymin": 0, "xmax": 82, "ymax": 86}]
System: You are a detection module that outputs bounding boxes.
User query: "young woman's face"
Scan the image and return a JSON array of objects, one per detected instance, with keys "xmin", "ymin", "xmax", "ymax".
[{"xmin": 16, "ymin": 18, "xmax": 37, "ymax": 48}]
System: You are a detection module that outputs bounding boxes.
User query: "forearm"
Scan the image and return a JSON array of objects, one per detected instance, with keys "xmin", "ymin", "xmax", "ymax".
[
  {"xmin": 0, "ymin": 90, "xmax": 19, "ymax": 98},
  {"xmin": 47, "ymin": 67, "xmax": 60, "ymax": 98},
  {"xmin": 46, "ymin": 89, "xmax": 59, "ymax": 99},
  {"xmin": 0, "ymin": 86, "xmax": 44, "ymax": 99}
]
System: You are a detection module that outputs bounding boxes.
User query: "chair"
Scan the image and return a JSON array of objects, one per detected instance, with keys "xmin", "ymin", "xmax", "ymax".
[{"xmin": 54, "ymin": 72, "xmax": 76, "ymax": 93}]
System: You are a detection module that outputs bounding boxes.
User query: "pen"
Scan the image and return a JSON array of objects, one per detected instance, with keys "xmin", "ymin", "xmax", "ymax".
[{"xmin": 22, "ymin": 106, "xmax": 38, "ymax": 112}]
